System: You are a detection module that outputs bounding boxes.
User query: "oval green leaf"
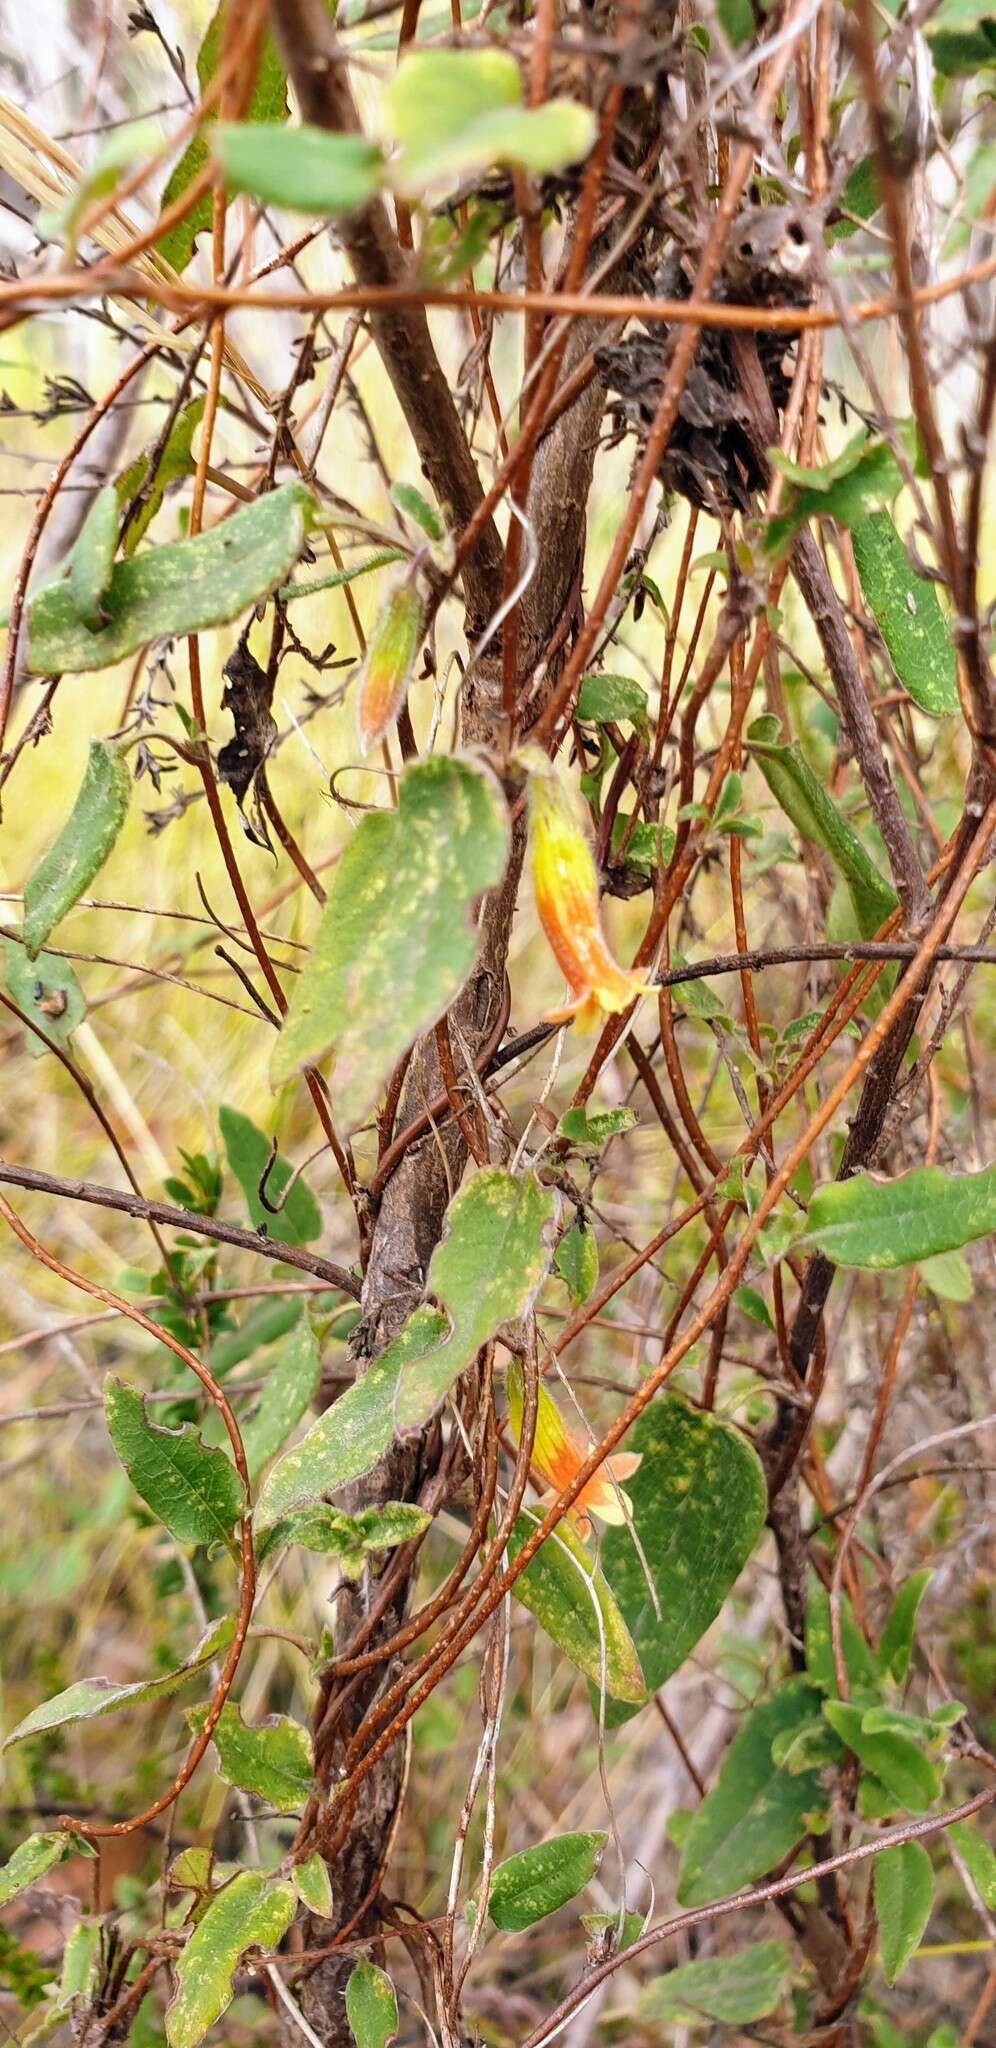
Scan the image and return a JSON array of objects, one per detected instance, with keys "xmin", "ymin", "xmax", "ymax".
[
  {"xmin": 68, "ymin": 484, "xmax": 118, "ymax": 630},
  {"xmin": 850, "ymin": 511, "xmax": 958, "ymax": 716},
  {"xmin": 105, "ymin": 1378, "xmax": 244, "ymax": 1549},
  {"xmin": 218, "ymin": 1105, "xmax": 322, "ymax": 1248},
  {"xmin": 2, "ymin": 1617, "xmax": 234, "ymax": 1750},
  {"xmin": 216, "ymin": 124, "xmax": 383, "ymax": 215},
  {"xmin": 345, "ymin": 1961, "xmax": 399, "ymax": 2048},
  {"xmin": 22, "ymin": 739, "xmax": 131, "ymax": 957},
  {"xmin": 677, "ymin": 1679, "xmax": 830, "ymax": 1905},
  {"xmin": 874, "ymin": 1840, "xmax": 934, "ymax": 1983},
  {"xmin": 803, "ymin": 1161, "xmax": 996, "ymax": 1269},
  {"xmin": 186, "ymin": 1701, "xmax": 312, "ymax": 1812},
  {"xmin": 485, "ymin": 1831, "xmax": 606, "ymax": 1933},
  {"xmin": 3, "ymin": 939, "xmax": 86, "ymax": 1056},
  {"xmin": 165, "ymin": 1871, "xmax": 297, "ymax": 2048},
  {"xmin": 508, "ymin": 1507, "xmax": 646, "ymax": 1704},
  {"xmin": 636, "ymin": 1939, "xmax": 792, "ymax": 2026}
]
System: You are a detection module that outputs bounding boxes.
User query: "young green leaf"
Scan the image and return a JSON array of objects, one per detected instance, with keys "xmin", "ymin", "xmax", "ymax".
[
  {"xmin": 263, "ymin": 1500, "xmax": 430, "ymax": 1574},
  {"xmin": 850, "ymin": 512, "xmax": 958, "ymax": 716},
  {"xmin": 803, "ymin": 1162, "xmax": 996, "ymax": 1269},
  {"xmin": 677, "ymin": 1679, "xmax": 830, "ymax": 1904},
  {"xmin": 186, "ymin": 1702, "xmax": 312, "ymax": 1812},
  {"xmin": 576, "ymin": 673, "xmax": 649, "ymax": 724},
  {"xmin": 255, "ymin": 1310, "xmax": 445, "ymax": 1530},
  {"xmin": 554, "ymin": 1221, "xmax": 599, "ymax": 1305},
  {"xmin": 0, "ymin": 1833, "xmax": 75, "ymax": 1907},
  {"xmin": 68, "ymin": 484, "xmax": 118, "ymax": 631},
  {"xmin": 393, "ymin": 1169, "xmax": 557, "ymax": 1432},
  {"xmin": 949, "ymin": 1820, "xmax": 996, "ymax": 1908},
  {"xmin": 27, "ymin": 483, "xmax": 315, "ymax": 676},
  {"xmin": 216, "ymin": 124, "xmax": 383, "ymax": 216},
  {"xmin": 748, "ymin": 715, "xmax": 897, "ymax": 939},
  {"xmin": 158, "ymin": 7, "xmax": 289, "ymax": 274},
  {"xmin": 507, "ymin": 1508, "xmax": 647, "ymax": 1705},
  {"xmin": 805, "ymin": 1582, "xmax": 881, "ymax": 1700},
  {"xmin": 383, "ymin": 50, "xmax": 595, "ymax": 196},
  {"xmin": 557, "ymin": 1106, "xmax": 638, "ymax": 1147},
  {"xmin": 874, "ymin": 1840, "xmax": 934, "ymax": 1982},
  {"xmin": 390, "ymin": 481, "xmax": 443, "ymax": 541},
  {"xmin": 878, "ymin": 1570, "xmax": 932, "ymax": 1683},
  {"xmin": 240, "ymin": 1310, "xmax": 321, "ymax": 1480},
  {"xmin": 2, "ymin": 1618, "xmax": 234, "ymax": 1749},
  {"xmin": 218, "ymin": 1105, "xmax": 322, "ymax": 1248},
  {"xmin": 270, "ymin": 755, "xmax": 509, "ymax": 1127},
  {"xmin": 919, "ymin": 1247, "xmax": 974, "ymax": 1299},
  {"xmin": 3, "ymin": 940, "xmax": 86, "ymax": 1057},
  {"xmin": 22, "ymin": 739, "xmax": 131, "ymax": 957},
  {"xmin": 292, "ymin": 1853, "xmax": 333, "ymax": 1917},
  {"xmin": 117, "ymin": 396, "xmax": 206, "ymax": 554},
  {"xmin": 635, "ymin": 1939, "xmax": 792, "ymax": 2026},
  {"xmin": 345, "ymin": 1961, "xmax": 398, "ymax": 2048},
  {"xmin": 39, "ymin": 121, "xmax": 161, "ymax": 254},
  {"xmin": 764, "ymin": 432, "xmax": 902, "ymax": 557},
  {"xmin": 484, "ymin": 1832, "xmax": 606, "ymax": 1932},
  {"xmin": 598, "ymin": 1395, "xmax": 767, "ymax": 1726},
  {"xmin": 105, "ymin": 1378, "xmax": 243, "ymax": 1549},
  {"xmin": 822, "ymin": 1701, "xmax": 942, "ymax": 1810},
  {"xmin": 165, "ymin": 1871, "xmax": 297, "ymax": 2048}
]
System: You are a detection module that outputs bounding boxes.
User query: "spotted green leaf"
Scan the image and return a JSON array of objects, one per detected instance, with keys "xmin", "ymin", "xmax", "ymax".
[
  {"xmin": 850, "ymin": 512, "xmax": 958, "ymax": 716},
  {"xmin": 554, "ymin": 1221, "xmax": 599, "ymax": 1305},
  {"xmin": 764, "ymin": 433, "xmax": 902, "ymax": 558},
  {"xmin": 635, "ymin": 1939, "xmax": 792, "ymax": 2026},
  {"xmin": 393, "ymin": 1168, "xmax": 557, "ymax": 1431},
  {"xmin": 598, "ymin": 1395, "xmax": 767, "ymax": 1727},
  {"xmin": 165, "ymin": 1871, "xmax": 297, "ymax": 2048},
  {"xmin": 270, "ymin": 755, "xmax": 509, "ymax": 1128},
  {"xmin": 22, "ymin": 740, "xmax": 131, "ymax": 957},
  {"xmin": 240, "ymin": 1310, "xmax": 321, "ymax": 1480},
  {"xmin": 677, "ymin": 1679, "xmax": 830, "ymax": 1904},
  {"xmin": 507, "ymin": 1508, "xmax": 647, "ymax": 1705},
  {"xmin": 874, "ymin": 1841, "xmax": 934, "ymax": 1982},
  {"xmin": 27, "ymin": 484, "xmax": 315, "ymax": 676},
  {"xmin": 255, "ymin": 1310, "xmax": 445, "ymax": 1531},
  {"xmin": 3, "ymin": 940, "xmax": 86, "ymax": 1057},
  {"xmin": 0, "ymin": 1833, "xmax": 75, "ymax": 1907},
  {"xmin": 576, "ymin": 673, "xmax": 649, "ymax": 724},
  {"xmin": 186, "ymin": 1702, "xmax": 312, "ymax": 1812},
  {"xmin": 3, "ymin": 1617, "xmax": 233, "ymax": 1750},
  {"xmin": 345, "ymin": 1961, "xmax": 399, "ymax": 2048},
  {"xmin": 262, "ymin": 1500, "xmax": 431, "ymax": 1575},
  {"xmin": 158, "ymin": 7, "xmax": 288, "ymax": 274},
  {"xmin": 218, "ymin": 1105, "xmax": 322, "ymax": 1248},
  {"xmin": 803, "ymin": 1162, "xmax": 996, "ymax": 1269},
  {"xmin": 105, "ymin": 1378, "xmax": 243, "ymax": 1550},
  {"xmin": 484, "ymin": 1831, "xmax": 606, "ymax": 1932},
  {"xmin": 292, "ymin": 1854, "xmax": 333, "ymax": 1917}
]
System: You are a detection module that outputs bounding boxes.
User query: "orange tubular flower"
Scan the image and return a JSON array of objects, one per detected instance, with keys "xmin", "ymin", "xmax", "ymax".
[
  {"xmin": 355, "ymin": 576, "xmax": 424, "ymax": 755},
  {"xmin": 507, "ymin": 1361, "xmax": 641, "ymax": 1540},
  {"xmin": 525, "ymin": 752, "xmax": 651, "ymax": 1031}
]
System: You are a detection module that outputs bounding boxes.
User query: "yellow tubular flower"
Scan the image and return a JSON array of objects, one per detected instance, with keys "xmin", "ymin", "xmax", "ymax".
[
  {"xmin": 355, "ymin": 577, "xmax": 424, "ymax": 756},
  {"xmin": 507, "ymin": 1361, "xmax": 641, "ymax": 1540},
  {"xmin": 526, "ymin": 754, "xmax": 650, "ymax": 1031}
]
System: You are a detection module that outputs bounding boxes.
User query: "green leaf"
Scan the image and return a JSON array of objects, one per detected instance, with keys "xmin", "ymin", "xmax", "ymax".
[
  {"xmin": 764, "ymin": 433, "xmax": 903, "ymax": 557},
  {"xmin": 920, "ymin": 1247, "xmax": 974, "ymax": 1300},
  {"xmin": 717, "ymin": 0, "xmax": 755, "ymax": 44},
  {"xmin": 0, "ymin": 1834, "xmax": 74, "ymax": 1907},
  {"xmin": 280, "ymin": 549, "xmax": 405, "ymax": 603},
  {"xmin": 393, "ymin": 1169, "xmax": 556, "ymax": 1432},
  {"xmin": 803, "ymin": 1162, "xmax": 996, "ymax": 1269},
  {"xmin": 3, "ymin": 940, "xmax": 86, "ymax": 1057},
  {"xmin": 390, "ymin": 481, "xmax": 443, "ymax": 541},
  {"xmin": 186, "ymin": 1702, "xmax": 312, "ymax": 1812},
  {"xmin": 68, "ymin": 484, "xmax": 118, "ymax": 630},
  {"xmin": 507, "ymin": 1508, "xmax": 647, "ymax": 1705},
  {"xmin": 292, "ymin": 1853, "xmax": 333, "ymax": 1917},
  {"xmin": 748, "ymin": 715, "xmax": 897, "ymax": 938},
  {"xmin": 27, "ymin": 483, "xmax": 315, "ymax": 676},
  {"xmin": 2, "ymin": 1618, "xmax": 233, "ymax": 1749},
  {"xmin": 822, "ymin": 1701, "xmax": 941, "ymax": 1810},
  {"xmin": 599, "ymin": 1395, "xmax": 767, "ymax": 1727},
  {"xmin": 554, "ymin": 1221, "xmax": 599, "ymax": 1305},
  {"xmin": 878, "ymin": 1570, "xmax": 932, "ymax": 1683},
  {"xmin": 805, "ymin": 1581, "xmax": 881, "ymax": 1699},
  {"xmin": 158, "ymin": 7, "xmax": 288, "ymax": 274},
  {"xmin": 383, "ymin": 50, "xmax": 595, "ymax": 195},
  {"xmin": 950, "ymin": 1820, "xmax": 996, "ymax": 1908},
  {"xmin": 39, "ymin": 120, "xmax": 161, "ymax": 254},
  {"xmin": 733, "ymin": 1284, "xmax": 775, "ymax": 1331},
  {"xmin": 216, "ymin": 124, "xmax": 382, "ymax": 215},
  {"xmin": 850, "ymin": 513, "xmax": 958, "ymax": 716},
  {"xmin": 828, "ymin": 155, "xmax": 880, "ymax": 242},
  {"xmin": 117, "ymin": 397, "xmax": 206, "ymax": 554},
  {"xmin": 636, "ymin": 1939, "xmax": 792, "ymax": 2026},
  {"xmin": 218, "ymin": 1104, "xmax": 322, "ymax": 1247},
  {"xmin": 270, "ymin": 755, "xmax": 509, "ymax": 1125},
  {"xmin": 22, "ymin": 740, "xmax": 131, "ymax": 957},
  {"xmin": 105, "ymin": 1378, "xmax": 243, "ymax": 1549},
  {"xmin": 255, "ymin": 1312, "xmax": 445, "ymax": 1530},
  {"xmin": 484, "ymin": 1832, "xmax": 606, "ymax": 1932},
  {"xmin": 345, "ymin": 1961, "xmax": 398, "ymax": 2048},
  {"xmin": 677, "ymin": 1679, "xmax": 830, "ymax": 1905},
  {"xmin": 576, "ymin": 673, "xmax": 649, "ymax": 724},
  {"xmin": 557, "ymin": 1106, "xmax": 638, "ymax": 1147},
  {"xmin": 241, "ymin": 1310, "xmax": 321, "ymax": 1479},
  {"xmin": 165, "ymin": 1871, "xmax": 297, "ymax": 2048},
  {"xmin": 874, "ymin": 1841, "xmax": 933, "ymax": 1982},
  {"xmin": 262, "ymin": 1500, "xmax": 431, "ymax": 1576}
]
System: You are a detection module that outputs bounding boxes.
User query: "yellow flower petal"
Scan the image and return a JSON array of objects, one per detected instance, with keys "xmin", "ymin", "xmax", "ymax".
[
  {"xmin": 506, "ymin": 1362, "xmax": 641, "ymax": 1537},
  {"xmin": 526, "ymin": 757, "xmax": 651, "ymax": 1031}
]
